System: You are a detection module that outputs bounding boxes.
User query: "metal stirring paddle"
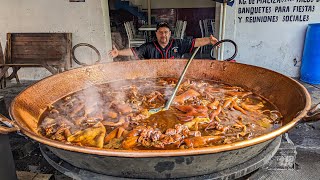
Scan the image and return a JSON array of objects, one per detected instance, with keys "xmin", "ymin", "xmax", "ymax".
[{"xmin": 149, "ymin": 46, "xmax": 201, "ymax": 114}]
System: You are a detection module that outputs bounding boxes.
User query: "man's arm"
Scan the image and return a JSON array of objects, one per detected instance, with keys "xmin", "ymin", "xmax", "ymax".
[
  {"xmin": 194, "ymin": 35, "xmax": 219, "ymax": 47},
  {"xmin": 109, "ymin": 45, "xmax": 134, "ymax": 58},
  {"xmin": 118, "ymin": 48, "xmax": 134, "ymax": 56}
]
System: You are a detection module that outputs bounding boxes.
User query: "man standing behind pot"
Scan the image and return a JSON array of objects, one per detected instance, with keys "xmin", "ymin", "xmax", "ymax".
[{"xmin": 109, "ymin": 22, "xmax": 219, "ymax": 59}]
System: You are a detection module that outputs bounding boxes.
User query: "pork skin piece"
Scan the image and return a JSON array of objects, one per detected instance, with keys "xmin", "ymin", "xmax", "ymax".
[{"xmin": 174, "ymin": 89, "xmax": 200, "ymax": 104}]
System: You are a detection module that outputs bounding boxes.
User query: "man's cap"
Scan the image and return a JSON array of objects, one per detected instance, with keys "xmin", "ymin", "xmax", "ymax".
[{"xmin": 156, "ymin": 22, "xmax": 171, "ymax": 31}]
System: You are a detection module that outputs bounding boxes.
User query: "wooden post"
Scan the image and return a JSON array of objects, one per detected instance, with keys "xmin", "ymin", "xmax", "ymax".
[{"xmin": 147, "ymin": 0, "xmax": 151, "ymax": 25}]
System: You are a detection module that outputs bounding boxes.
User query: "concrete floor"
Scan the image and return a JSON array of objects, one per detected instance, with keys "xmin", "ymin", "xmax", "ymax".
[
  {"xmin": 261, "ymin": 81, "xmax": 320, "ymax": 180},
  {"xmin": 0, "ymin": 78, "xmax": 320, "ymax": 180}
]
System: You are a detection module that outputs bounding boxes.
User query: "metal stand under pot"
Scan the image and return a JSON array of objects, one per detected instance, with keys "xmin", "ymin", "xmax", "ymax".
[
  {"xmin": 0, "ymin": 96, "xmax": 17, "ymax": 180},
  {"xmin": 40, "ymin": 136, "xmax": 281, "ymax": 180}
]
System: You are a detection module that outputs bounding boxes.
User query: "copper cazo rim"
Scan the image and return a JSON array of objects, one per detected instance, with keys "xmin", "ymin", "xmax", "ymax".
[{"xmin": 9, "ymin": 60, "xmax": 312, "ymax": 157}]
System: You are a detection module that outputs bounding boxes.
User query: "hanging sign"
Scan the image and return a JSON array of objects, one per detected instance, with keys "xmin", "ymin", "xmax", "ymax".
[{"xmin": 237, "ymin": 0, "xmax": 318, "ymax": 23}]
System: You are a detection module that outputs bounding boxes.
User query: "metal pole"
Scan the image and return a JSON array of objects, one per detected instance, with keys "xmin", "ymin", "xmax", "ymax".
[
  {"xmin": 147, "ymin": 0, "xmax": 152, "ymax": 39},
  {"xmin": 101, "ymin": 0, "xmax": 113, "ymax": 62},
  {"xmin": 0, "ymin": 97, "xmax": 17, "ymax": 180},
  {"xmin": 0, "ymin": 135, "xmax": 17, "ymax": 180},
  {"xmin": 219, "ymin": 2, "xmax": 227, "ymax": 61},
  {"xmin": 147, "ymin": 0, "xmax": 151, "ymax": 25}
]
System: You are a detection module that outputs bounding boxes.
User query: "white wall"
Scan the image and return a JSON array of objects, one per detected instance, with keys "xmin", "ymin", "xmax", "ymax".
[
  {"xmin": 222, "ymin": 1, "xmax": 320, "ymax": 77},
  {"xmin": 0, "ymin": 0, "xmax": 112, "ymax": 80}
]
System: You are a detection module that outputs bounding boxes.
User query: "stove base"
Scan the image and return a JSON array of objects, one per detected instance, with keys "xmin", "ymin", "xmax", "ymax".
[{"xmin": 40, "ymin": 136, "xmax": 281, "ymax": 180}]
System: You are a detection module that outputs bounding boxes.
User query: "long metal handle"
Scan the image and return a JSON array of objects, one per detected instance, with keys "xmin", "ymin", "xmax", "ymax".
[
  {"xmin": 210, "ymin": 39, "xmax": 238, "ymax": 61},
  {"xmin": 163, "ymin": 46, "xmax": 201, "ymax": 110},
  {"xmin": 0, "ymin": 114, "xmax": 19, "ymax": 134},
  {"xmin": 302, "ymin": 102, "xmax": 320, "ymax": 122}
]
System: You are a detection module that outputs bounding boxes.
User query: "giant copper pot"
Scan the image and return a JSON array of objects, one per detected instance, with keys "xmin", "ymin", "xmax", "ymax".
[{"xmin": 0, "ymin": 60, "xmax": 314, "ymax": 178}]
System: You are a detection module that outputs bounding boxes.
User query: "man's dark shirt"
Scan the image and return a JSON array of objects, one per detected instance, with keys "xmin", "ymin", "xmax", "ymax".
[{"xmin": 131, "ymin": 38, "xmax": 195, "ymax": 59}]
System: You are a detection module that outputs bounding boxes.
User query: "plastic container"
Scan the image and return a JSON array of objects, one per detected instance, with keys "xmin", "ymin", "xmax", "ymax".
[{"xmin": 300, "ymin": 23, "xmax": 320, "ymax": 85}]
